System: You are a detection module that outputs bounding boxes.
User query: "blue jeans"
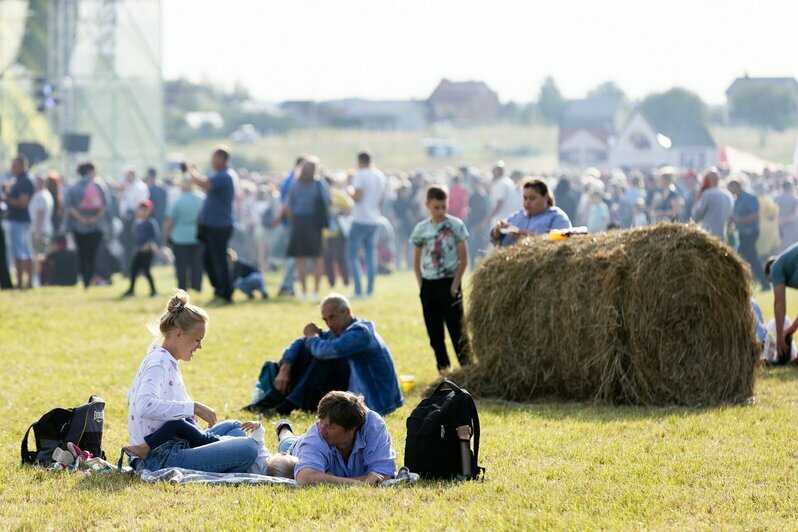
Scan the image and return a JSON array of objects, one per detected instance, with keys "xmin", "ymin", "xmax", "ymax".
[
  {"xmin": 235, "ymin": 272, "xmax": 267, "ymax": 297},
  {"xmin": 280, "ymin": 258, "xmax": 296, "ymax": 291},
  {"xmin": 278, "ymin": 435, "xmax": 299, "ymax": 454},
  {"xmin": 137, "ymin": 419, "xmax": 258, "ymax": 473},
  {"xmin": 347, "ymin": 222, "xmax": 378, "ymax": 295},
  {"xmin": 9, "ymin": 221, "xmax": 31, "ymax": 260}
]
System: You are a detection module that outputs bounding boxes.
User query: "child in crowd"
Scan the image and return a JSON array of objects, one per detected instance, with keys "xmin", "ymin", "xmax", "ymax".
[
  {"xmin": 410, "ymin": 185, "xmax": 471, "ymax": 375},
  {"xmin": 228, "ymin": 248, "xmax": 269, "ymax": 299},
  {"xmin": 123, "ymin": 418, "xmax": 297, "ymax": 477},
  {"xmin": 123, "ymin": 200, "xmax": 160, "ymax": 297}
]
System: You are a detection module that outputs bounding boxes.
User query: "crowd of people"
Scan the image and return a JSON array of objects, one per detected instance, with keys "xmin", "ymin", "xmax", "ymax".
[
  {"xmin": 4, "ymin": 147, "xmax": 798, "ymax": 367},
  {"xmin": 7, "ymin": 145, "xmax": 798, "ymax": 484},
  {"xmin": 5, "ymin": 149, "xmax": 797, "ymax": 298}
]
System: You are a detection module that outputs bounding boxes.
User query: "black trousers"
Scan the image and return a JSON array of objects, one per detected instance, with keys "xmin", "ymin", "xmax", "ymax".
[
  {"xmin": 201, "ymin": 225, "xmax": 233, "ymax": 300},
  {"xmin": 324, "ymin": 235, "xmax": 349, "ymax": 287},
  {"xmin": 739, "ymin": 231, "xmax": 767, "ymax": 287},
  {"xmin": 420, "ymin": 277, "xmax": 471, "ymax": 370},
  {"xmin": 173, "ymin": 242, "xmax": 203, "ymax": 291},
  {"xmin": 128, "ymin": 249, "xmax": 156, "ymax": 294},
  {"xmin": 121, "ymin": 215, "xmax": 136, "ymax": 277},
  {"xmin": 256, "ymin": 341, "xmax": 350, "ymax": 412},
  {"xmin": 74, "ymin": 230, "xmax": 103, "ymax": 288},
  {"xmin": 0, "ymin": 224, "xmax": 12, "ymax": 289}
]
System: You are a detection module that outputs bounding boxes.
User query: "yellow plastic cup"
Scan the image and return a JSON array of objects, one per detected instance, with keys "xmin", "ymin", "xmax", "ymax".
[{"xmin": 400, "ymin": 375, "xmax": 415, "ymax": 392}]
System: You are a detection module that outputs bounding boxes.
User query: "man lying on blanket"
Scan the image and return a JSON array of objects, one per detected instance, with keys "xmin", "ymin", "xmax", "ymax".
[{"xmin": 277, "ymin": 390, "xmax": 396, "ymax": 486}]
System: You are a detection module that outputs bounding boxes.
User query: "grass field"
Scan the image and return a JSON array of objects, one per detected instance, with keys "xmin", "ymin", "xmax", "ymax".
[
  {"xmin": 169, "ymin": 124, "xmax": 797, "ymax": 175},
  {"xmin": 2, "ymin": 268, "xmax": 798, "ymax": 529}
]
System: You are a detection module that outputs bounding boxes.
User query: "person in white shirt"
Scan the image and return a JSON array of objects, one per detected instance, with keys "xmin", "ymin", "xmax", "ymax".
[
  {"xmin": 482, "ymin": 162, "xmax": 521, "ymax": 230},
  {"xmin": 347, "ymin": 151, "xmax": 386, "ymax": 297},
  {"xmin": 126, "ymin": 291, "xmax": 259, "ymax": 473},
  {"xmin": 29, "ymin": 174, "xmax": 54, "ymax": 255},
  {"xmin": 119, "ymin": 167, "xmax": 150, "ymax": 275}
]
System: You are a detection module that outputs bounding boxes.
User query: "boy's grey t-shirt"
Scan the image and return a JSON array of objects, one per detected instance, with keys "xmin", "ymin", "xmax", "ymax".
[
  {"xmin": 691, "ymin": 187, "xmax": 733, "ymax": 239},
  {"xmin": 410, "ymin": 215, "xmax": 469, "ymax": 280}
]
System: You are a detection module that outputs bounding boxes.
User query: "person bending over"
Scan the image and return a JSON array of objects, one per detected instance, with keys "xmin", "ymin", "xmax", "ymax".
[{"xmin": 765, "ymin": 243, "xmax": 798, "ymax": 363}]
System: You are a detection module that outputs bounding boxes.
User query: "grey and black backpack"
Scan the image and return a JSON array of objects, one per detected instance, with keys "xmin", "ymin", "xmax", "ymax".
[{"xmin": 21, "ymin": 395, "xmax": 106, "ymax": 466}]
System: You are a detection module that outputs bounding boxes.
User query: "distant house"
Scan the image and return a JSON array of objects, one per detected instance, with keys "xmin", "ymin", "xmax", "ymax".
[
  {"xmin": 726, "ymin": 75, "xmax": 798, "ymax": 105},
  {"xmin": 609, "ymin": 109, "xmax": 717, "ymax": 170},
  {"xmin": 279, "ymin": 101, "xmax": 322, "ymax": 128},
  {"xmin": 558, "ymin": 96, "xmax": 626, "ymax": 169},
  {"xmin": 427, "ymin": 79, "xmax": 500, "ymax": 124},
  {"xmin": 324, "ymin": 99, "xmax": 427, "ymax": 130}
]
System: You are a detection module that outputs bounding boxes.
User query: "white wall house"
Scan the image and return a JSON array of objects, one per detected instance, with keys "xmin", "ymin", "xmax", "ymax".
[
  {"xmin": 559, "ymin": 129, "xmax": 609, "ymax": 168},
  {"xmin": 609, "ymin": 110, "xmax": 717, "ymax": 170},
  {"xmin": 557, "ymin": 96, "xmax": 626, "ymax": 170}
]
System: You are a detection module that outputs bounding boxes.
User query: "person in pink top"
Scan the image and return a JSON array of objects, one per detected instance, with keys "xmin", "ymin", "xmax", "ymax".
[{"xmin": 448, "ymin": 173, "xmax": 469, "ymax": 221}]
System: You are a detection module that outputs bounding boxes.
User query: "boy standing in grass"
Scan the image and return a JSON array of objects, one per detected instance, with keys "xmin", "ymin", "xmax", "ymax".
[
  {"xmin": 123, "ymin": 200, "xmax": 159, "ymax": 297},
  {"xmin": 411, "ymin": 185, "xmax": 471, "ymax": 374}
]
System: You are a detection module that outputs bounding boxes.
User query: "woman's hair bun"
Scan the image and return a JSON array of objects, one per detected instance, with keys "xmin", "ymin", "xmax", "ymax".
[{"xmin": 167, "ymin": 290, "xmax": 190, "ymax": 314}]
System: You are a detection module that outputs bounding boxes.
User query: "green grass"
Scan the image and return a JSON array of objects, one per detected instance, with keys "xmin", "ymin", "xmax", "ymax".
[{"xmin": 2, "ymin": 269, "xmax": 798, "ymax": 529}]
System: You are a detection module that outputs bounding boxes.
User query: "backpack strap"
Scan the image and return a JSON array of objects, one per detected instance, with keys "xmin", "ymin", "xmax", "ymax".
[
  {"xmin": 20, "ymin": 423, "xmax": 36, "ymax": 465},
  {"xmin": 463, "ymin": 388, "xmax": 485, "ymax": 479},
  {"xmin": 433, "ymin": 379, "xmax": 463, "ymax": 395}
]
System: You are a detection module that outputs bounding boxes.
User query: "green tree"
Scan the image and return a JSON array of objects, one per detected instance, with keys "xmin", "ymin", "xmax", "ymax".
[
  {"xmin": 588, "ymin": 81, "xmax": 625, "ymax": 100},
  {"xmin": 729, "ymin": 83, "xmax": 798, "ymax": 145},
  {"xmin": 538, "ymin": 76, "xmax": 565, "ymax": 124},
  {"xmin": 640, "ymin": 87, "xmax": 707, "ymax": 133}
]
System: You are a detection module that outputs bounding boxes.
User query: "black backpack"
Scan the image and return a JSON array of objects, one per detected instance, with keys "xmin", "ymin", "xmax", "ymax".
[
  {"xmin": 404, "ymin": 380, "xmax": 483, "ymax": 480},
  {"xmin": 21, "ymin": 395, "xmax": 106, "ymax": 466}
]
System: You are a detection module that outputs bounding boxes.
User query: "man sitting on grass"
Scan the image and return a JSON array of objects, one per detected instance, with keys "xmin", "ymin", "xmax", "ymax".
[
  {"xmin": 281, "ymin": 391, "xmax": 396, "ymax": 486},
  {"xmin": 245, "ymin": 294, "xmax": 403, "ymax": 417}
]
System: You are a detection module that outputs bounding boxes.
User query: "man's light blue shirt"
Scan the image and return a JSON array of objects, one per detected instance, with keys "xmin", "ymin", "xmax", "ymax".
[{"xmin": 292, "ymin": 409, "xmax": 397, "ymax": 479}]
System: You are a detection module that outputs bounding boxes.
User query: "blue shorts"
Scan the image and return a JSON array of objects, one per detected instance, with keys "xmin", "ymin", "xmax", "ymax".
[{"xmin": 9, "ymin": 221, "xmax": 32, "ymax": 260}]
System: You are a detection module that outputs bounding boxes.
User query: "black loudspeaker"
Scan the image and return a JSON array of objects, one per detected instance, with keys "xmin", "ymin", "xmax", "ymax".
[
  {"xmin": 17, "ymin": 142, "xmax": 48, "ymax": 165},
  {"xmin": 62, "ymin": 133, "xmax": 90, "ymax": 153}
]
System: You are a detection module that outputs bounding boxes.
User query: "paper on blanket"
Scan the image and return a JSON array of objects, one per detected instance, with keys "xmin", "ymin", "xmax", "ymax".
[
  {"xmin": 139, "ymin": 467, "xmax": 298, "ymax": 486},
  {"xmin": 138, "ymin": 466, "xmax": 419, "ymax": 487}
]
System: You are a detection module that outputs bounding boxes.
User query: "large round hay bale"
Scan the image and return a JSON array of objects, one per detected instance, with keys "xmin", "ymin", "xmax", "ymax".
[{"xmin": 451, "ymin": 223, "xmax": 759, "ymax": 406}]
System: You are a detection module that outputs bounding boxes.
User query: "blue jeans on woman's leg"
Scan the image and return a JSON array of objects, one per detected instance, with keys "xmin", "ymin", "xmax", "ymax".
[
  {"xmin": 141, "ymin": 419, "xmax": 256, "ymax": 473},
  {"xmin": 347, "ymin": 222, "xmax": 378, "ymax": 296}
]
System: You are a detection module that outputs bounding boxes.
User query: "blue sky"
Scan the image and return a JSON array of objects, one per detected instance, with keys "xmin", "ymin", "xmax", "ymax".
[{"xmin": 163, "ymin": 0, "xmax": 798, "ymax": 104}]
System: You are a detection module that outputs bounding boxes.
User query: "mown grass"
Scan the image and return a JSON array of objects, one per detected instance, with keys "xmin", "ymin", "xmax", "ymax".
[{"xmin": 2, "ymin": 269, "xmax": 798, "ymax": 530}]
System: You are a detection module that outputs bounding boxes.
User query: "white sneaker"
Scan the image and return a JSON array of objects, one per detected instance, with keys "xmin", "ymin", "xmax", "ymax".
[{"xmin": 52, "ymin": 447, "xmax": 74, "ymax": 467}]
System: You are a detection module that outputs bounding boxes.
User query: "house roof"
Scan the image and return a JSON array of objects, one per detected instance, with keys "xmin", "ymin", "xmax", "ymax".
[
  {"xmin": 726, "ymin": 76, "xmax": 798, "ymax": 97},
  {"xmin": 625, "ymin": 109, "xmax": 716, "ymax": 148},
  {"xmin": 559, "ymin": 96, "xmax": 624, "ymax": 129},
  {"xmin": 559, "ymin": 127, "xmax": 610, "ymax": 145},
  {"xmin": 327, "ymin": 99, "xmax": 426, "ymax": 119},
  {"xmin": 428, "ymin": 79, "xmax": 498, "ymax": 103}
]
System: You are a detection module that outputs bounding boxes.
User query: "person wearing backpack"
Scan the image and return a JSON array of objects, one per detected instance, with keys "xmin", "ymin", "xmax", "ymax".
[{"xmin": 65, "ymin": 161, "xmax": 111, "ymax": 289}]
